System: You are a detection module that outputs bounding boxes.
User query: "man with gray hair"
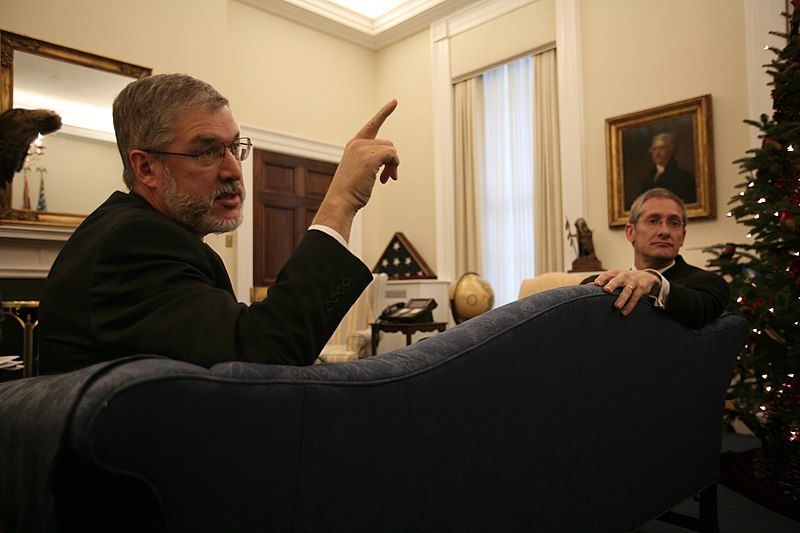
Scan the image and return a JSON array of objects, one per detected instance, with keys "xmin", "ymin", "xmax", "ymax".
[
  {"xmin": 38, "ymin": 73, "xmax": 400, "ymax": 374},
  {"xmin": 638, "ymin": 132, "xmax": 696, "ymax": 203},
  {"xmin": 583, "ymin": 188, "xmax": 728, "ymax": 328}
]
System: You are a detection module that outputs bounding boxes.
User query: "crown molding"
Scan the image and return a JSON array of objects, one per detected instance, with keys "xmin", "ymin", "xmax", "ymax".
[
  {"xmin": 237, "ymin": 0, "xmax": 481, "ymax": 50},
  {"xmin": 241, "ymin": 123, "xmax": 343, "ymax": 163}
]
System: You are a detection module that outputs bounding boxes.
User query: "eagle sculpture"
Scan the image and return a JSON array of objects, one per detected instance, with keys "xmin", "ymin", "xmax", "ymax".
[
  {"xmin": 0, "ymin": 108, "xmax": 61, "ymax": 218},
  {"xmin": 0, "ymin": 108, "xmax": 62, "ymax": 184}
]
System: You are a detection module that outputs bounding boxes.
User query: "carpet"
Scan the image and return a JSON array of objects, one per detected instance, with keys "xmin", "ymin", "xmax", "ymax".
[{"xmin": 720, "ymin": 448, "xmax": 800, "ymax": 522}]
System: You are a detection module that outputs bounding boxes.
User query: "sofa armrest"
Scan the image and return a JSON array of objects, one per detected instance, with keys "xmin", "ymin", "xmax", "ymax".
[{"xmin": 347, "ymin": 327, "xmax": 372, "ymax": 355}]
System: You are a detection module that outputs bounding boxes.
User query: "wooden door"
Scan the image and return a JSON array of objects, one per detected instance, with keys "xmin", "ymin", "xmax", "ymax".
[{"xmin": 252, "ymin": 149, "xmax": 338, "ymax": 287}]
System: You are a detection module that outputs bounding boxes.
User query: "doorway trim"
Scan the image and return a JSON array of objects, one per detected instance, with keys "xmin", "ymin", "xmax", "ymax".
[{"xmin": 236, "ymin": 125, "xmax": 354, "ymax": 302}]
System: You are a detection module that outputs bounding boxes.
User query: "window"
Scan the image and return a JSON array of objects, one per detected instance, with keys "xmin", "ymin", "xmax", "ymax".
[{"xmin": 479, "ymin": 56, "xmax": 535, "ymax": 307}]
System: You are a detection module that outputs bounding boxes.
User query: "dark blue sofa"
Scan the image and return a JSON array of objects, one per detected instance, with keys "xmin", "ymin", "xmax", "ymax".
[{"xmin": 0, "ymin": 285, "xmax": 749, "ymax": 532}]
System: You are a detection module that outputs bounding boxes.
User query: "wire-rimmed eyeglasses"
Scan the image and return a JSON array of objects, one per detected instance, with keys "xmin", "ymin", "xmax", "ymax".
[
  {"xmin": 142, "ymin": 137, "xmax": 252, "ymax": 167},
  {"xmin": 635, "ymin": 215, "xmax": 685, "ymax": 231}
]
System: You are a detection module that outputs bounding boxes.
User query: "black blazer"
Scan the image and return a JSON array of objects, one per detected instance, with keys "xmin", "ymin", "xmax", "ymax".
[
  {"xmin": 38, "ymin": 192, "xmax": 372, "ymax": 374},
  {"xmin": 582, "ymin": 255, "xmax": 729, "ymax": 329},
  {"xmin": 639, "ymin": 159, "xmax": 697, "ymax": 203}
]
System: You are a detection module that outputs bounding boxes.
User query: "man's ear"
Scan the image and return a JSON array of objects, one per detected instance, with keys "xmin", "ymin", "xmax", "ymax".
[
  {"xmin": 676, "ymin": 227, "xmax": 687, "ymax": 248},
  {"xmin": 625, "ymin": 223, "xmax": 636, "ymax": 244},
  {"xmin": 129, "ymin": 150, "xmax": 161, "ymax": 190}
]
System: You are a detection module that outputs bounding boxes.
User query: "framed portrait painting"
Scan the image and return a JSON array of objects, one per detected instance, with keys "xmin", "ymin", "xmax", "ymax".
[{"xmin": 605, "ymin": 94, "xmax": 715, "ymax": 227}]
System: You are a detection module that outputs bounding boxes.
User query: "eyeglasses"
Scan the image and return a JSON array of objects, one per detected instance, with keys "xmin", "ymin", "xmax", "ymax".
[
  {"xmin": 636, "ymin": 215, "xmax": 685, "ymax": 231},
  {"xmin": 142, "ymin": 137, "xmax": 252, "ymax": 167}
]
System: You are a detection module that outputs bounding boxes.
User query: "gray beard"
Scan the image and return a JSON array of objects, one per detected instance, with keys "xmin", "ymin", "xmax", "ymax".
[{"xmin": 162, "ymin": 166, "xmax": 245, "ymax": 235}]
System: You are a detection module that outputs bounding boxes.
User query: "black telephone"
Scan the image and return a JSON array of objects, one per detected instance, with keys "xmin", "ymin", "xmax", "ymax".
[{"xmin": 379, "ymin": 298, "xmax": 437, "ymax": 323}]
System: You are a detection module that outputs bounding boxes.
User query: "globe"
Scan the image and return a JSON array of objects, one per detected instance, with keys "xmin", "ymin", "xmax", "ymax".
[{"xmin": 450, "ymin": 272, "xmax": 494, "ymax": 324}]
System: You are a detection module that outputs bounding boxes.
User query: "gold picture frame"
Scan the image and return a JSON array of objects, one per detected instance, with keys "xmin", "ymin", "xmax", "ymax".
[
  {"xmin": 0, "ymin": 29, "xmax": 151, "ymax": 227},
  {"xmin": 605, "ymin": 94, "xmax": 715, "ymax": 227}
]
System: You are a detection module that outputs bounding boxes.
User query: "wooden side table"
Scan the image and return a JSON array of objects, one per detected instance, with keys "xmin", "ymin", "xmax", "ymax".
[
  {"xmin": 371, "ymin": 321, "xmax": 447, "ymax": 356},
  {"xmin": 1, "ymin": 300, "xmax": 39, "ymax": 378}
]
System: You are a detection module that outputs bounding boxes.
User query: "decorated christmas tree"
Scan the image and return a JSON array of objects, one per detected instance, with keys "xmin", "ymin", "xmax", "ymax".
[{"xmin": 706, "ymin": 3, "xmax": 800, "ymax": 503}]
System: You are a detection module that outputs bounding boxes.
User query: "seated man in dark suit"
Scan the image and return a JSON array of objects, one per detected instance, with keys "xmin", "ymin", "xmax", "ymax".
[
  {"xmin": 38, "ymin": 74, "xmax": 400, "ymax": 374},
  {"xmin": 583, "ymin": 188, "xmax": 728, "ymax": 329}
]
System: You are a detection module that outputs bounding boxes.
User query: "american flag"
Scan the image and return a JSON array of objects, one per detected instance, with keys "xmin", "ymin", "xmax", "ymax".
[
  {"xmin": 36, "ymin": 169, "xmax": 47, "ymax": 211},
  {"xmin": 372, "ymin": 232, "xmax": 436, "ymax": 280},
  {"xmin": 22, "ymin": 173, "xmax": 31, "ymax": 210}
]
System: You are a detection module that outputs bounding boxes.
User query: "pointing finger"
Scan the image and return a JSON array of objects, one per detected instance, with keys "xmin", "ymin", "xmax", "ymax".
[{"xmin": 356, "ymin": 99, "xmax": 398, "ymax": 140}]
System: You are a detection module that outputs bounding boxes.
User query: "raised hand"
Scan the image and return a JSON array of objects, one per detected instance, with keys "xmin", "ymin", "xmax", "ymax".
[
  {"xmin": 353, "ymin": 99, "xmax": 400, "ymax": 184},
  {"xmin": 332, "ymin": 99, "xmax": 399, "ymax": 202},
  {"xmin": 312, "ymin": 100, "xmax": 400, "ymax": 242}
]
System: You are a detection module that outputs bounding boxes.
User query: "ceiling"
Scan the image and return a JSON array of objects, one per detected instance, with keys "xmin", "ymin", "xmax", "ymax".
[
  {"xmin": 325, "ymin": 0, "xmax": 413, "ymax": 19},
  {"xmin": 238, "ymin": 0, "xmax": 483, "ymax": 50}
]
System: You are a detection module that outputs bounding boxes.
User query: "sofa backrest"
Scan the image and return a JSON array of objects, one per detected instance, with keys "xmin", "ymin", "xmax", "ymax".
[{"xmin": 1, "ymin": 285, "xmax": 750, "ymax": 532}]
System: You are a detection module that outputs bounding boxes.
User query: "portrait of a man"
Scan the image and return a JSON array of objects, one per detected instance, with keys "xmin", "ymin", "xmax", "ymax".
[
  {"xmin": 606, "ymin": 95, "xmax": 714, "ymax": 226},
  {"xmin": 619, "ymin": 114, "xmax": 697, "ymax": 210},
  {"xmin": 637, "ymin": 132, "xmax": 696, "ymax": 203}
]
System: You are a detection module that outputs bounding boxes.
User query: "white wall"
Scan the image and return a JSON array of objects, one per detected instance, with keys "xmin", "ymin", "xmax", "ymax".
[
  {"xmin": 2, "ymin": 0, "xmax": 232, "ymax": 271},
  {"xmin": 365, "ymin": 29, "xmax": 437, "ymax": 274},
  {"xmin": 225, "ymin": 1, "xmax": 377, "ymax": 142},
  {"xmin": 1, "ymin": 0, "xmax": 377, "ymax": 282},
  {"xmin": 1, "ymin": 0, "xmax": 788, "ymax": 294},
  {"xmin": 449, "ymin": 0, "xmax": 555, "ymax": 79},
  {"xmin": 579, "ymin": 0, "xmax": 778, "ymax": 270}
]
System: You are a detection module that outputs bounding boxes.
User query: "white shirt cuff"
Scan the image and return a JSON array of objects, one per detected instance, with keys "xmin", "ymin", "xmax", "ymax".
[
  {"xmin": 644, "ymin": 269, "xmax": 670, "ymax": 308},
  {"xmin": 308, "ymin": 224, "xmax": 348, "ymax": 249}
]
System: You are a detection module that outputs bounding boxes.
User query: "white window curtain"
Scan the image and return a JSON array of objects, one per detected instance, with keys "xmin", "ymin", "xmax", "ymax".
[
  {"xmin": 453, "ymin": 49, "xmax": 563, "ymax": 309},
  {"xmin": 480, "ymin": 56, "xmax": 535, "ymax": 307}
]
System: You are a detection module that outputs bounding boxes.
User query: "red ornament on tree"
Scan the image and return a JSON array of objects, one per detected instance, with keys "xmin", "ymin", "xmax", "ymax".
[
  {"xmin": 780, "ymin": 209, "xmax": 797, "ymax": 231},
  {"xmin": 763, "ymin": 136, "xmax": 783, "ymax": 151},
  {"xmin": 791, "ymin": 180, "xmax": 800, "ymax": 205},
  {"xmin": 790, "ymin": 257, "xmax": 800, "ymax": 279}
]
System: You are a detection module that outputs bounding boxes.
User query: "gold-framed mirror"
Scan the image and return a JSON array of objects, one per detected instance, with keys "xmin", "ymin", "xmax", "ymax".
[{"xmin": 0, "ymin": 30, "xmax": 151, "ymax": 227}]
